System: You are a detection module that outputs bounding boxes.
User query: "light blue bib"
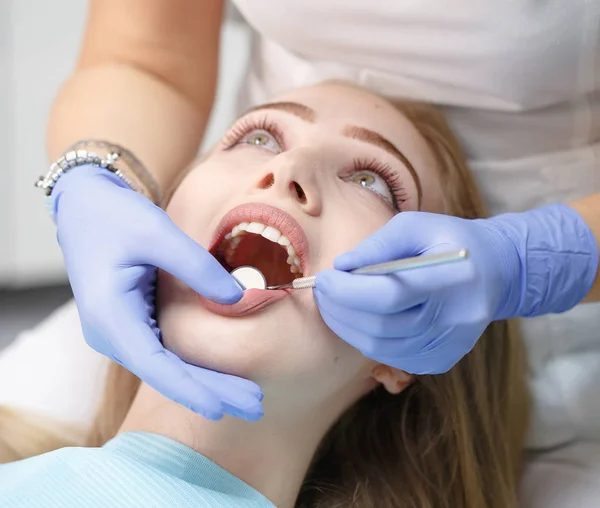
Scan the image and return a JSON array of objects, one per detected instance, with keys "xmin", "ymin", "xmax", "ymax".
[{"xmin": 0, "ymin": 432, "xmax": 275, "ymax": 508}]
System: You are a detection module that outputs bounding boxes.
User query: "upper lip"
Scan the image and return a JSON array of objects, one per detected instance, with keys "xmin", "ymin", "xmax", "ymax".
[{"xmin": 209, "ymin": 202, "xmax": 310, "ymax": 275}]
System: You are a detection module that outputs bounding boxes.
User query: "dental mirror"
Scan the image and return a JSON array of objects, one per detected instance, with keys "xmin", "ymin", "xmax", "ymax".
[{"xmin": 231, "ymin": 266, "xmax": 267, "ymax": 290}]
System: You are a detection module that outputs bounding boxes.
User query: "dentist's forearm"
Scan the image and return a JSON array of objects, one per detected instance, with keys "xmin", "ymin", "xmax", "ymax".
[
  {"xmin": 46, "ymin": 0, "xmax": 224, "ymax": 195},
  {"xmin": 484, "ymin": 193, "xmax": 599, "ymax": 320},
  {"xmin": 570, "ymin": 192, "xmax": 600, "ymax": 302},
  {"xmin": 47, "ymin": 66, "xmax": 208, "ymax": 195}
]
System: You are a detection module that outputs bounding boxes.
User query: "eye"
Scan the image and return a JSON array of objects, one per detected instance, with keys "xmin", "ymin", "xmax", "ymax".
[
  {"xmin": 347, "ymin": 170, "xmax": 394, "ymax": 203},
  {"xmin": 222, "ymin": 116, "xmax": 286, "ymax": 154},
  {"xmin": 238, "ymin": 129, "xmax": 282, "ymax": 153},
  {"xmin": 342, "ymin": 158, "xmax": 408, "ymax": 211}
]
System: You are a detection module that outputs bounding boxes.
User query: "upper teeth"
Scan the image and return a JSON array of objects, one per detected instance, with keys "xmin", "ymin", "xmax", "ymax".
[{"xmin": 221, "ymin": 222, "xmax": 302, "ymax": 274}]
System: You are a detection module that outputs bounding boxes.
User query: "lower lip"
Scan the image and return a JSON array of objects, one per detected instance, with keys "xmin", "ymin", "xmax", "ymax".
[{"xmin": 198, "ymin": 289, "xmax": 289, "ymax": 317}]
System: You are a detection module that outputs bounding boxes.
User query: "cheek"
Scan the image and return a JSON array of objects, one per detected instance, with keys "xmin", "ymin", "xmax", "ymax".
[
  {"xmin": 304, "ymin": 324, "xmax": 378, "ymax": 405},
  {"xmin": 419, "ymin": 173, "xmax": 445, "ymax": 213},
  {"xmin": 166, "ymin": 173, "xmax": 236, "ymax": 247},
  {"xmin": 314, "ymin": 205, "xmax": 393, "ymax": 268}
]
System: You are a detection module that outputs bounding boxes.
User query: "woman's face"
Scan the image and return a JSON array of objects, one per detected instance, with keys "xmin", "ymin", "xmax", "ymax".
[{"xmin": 158, "ymin": 82, "xmax": 444, "ymax": 408}]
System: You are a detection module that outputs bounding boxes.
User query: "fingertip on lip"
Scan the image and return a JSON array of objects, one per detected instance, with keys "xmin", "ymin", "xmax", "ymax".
[
  {"xmin": 220, "ymin": 295, "xmax": 244, "ymax": 305},
  {"xmin": 212, "ymin": 287, "xmax": 244, "ymax": 305}
]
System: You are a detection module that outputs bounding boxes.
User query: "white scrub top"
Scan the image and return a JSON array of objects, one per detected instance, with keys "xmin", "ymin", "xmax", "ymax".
[{"xmin": 231, "ymin": 0, "xmax": 600, "ymax": 449}]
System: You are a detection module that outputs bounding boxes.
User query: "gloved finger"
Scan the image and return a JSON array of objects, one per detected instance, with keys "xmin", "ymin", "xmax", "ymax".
[
  {"xmin": 106, "ymin": 309, "xmax": 224, "ymax": 420},
  {"xmin": 376, "ymin": 323, "xmax": 476, "ymax": 374},
  {"xmin": 319, "ymin": 304, "xmax": 461, "ymax": 373},
  {"xmin": 317, "ymin": 305, "xmax": 383, "ymax": 358},
  {"xmin": 317, "ymin": 305, "xmax": 421, "ymax": 360},
  {"xmin": 334, "ymin": 212, "xmax": 426, "ymax": 271},
  {"xmin": 318, "ymin": 300, "xmax": 436, "ymax": 359},
  {"xmin": 134, "ymin": 212, "xmax": 242, "ymax": 304},
  {"xmin": 326, "ymin": 249, "xmax": 477, "ymax": 303},
  {"xmin": 314, "ymin": 289, "xmax": 437, "ymax": 338},
  {"xmin": 383, "ymin": 256, "xmax": 477, "ymax": 294},
  {"xmin": 315, "ymin": 269, "xmax": 428, "ymax": 314},
  {"xmin": 185, "ymin": 366, "xmax": 264, "ymax": 398},
  {"xmin": 115, "ymin": 277, "xmax": 263, "ymax": 420},
  {"xmin": 182, "ymin": 364, "xmax": 264, "ymax": 421},
  {"xmin": 103, "ymin": 283, "xmax": 262, "ymax": 420}
]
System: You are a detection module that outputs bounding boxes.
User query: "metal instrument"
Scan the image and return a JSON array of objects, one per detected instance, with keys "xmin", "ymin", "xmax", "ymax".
[{"xmin": 265, "ymin": 248, "xmax": 469, "ymax": 290}]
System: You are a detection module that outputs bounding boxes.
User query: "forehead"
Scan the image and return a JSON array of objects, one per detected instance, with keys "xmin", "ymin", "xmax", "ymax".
[{"xmin": 272, "ymin": 83, "xmax": 417, "ymax": 141}]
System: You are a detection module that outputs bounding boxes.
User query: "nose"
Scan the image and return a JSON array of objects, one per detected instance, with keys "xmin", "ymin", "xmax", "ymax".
[{"xmin": 253, "ymin": 148, "xmax": 323, "ymax": 216}]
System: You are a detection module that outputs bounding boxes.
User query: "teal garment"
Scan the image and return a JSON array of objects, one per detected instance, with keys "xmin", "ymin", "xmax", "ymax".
[{"xmin": 0, "ymin": 432, "xmax": 276, "ymax": 508}]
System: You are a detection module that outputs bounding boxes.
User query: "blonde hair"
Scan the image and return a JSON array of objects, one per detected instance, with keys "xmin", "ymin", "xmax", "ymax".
[
  {"xmin": 0, "ymin": 407, "xmax": 84, "ymax": 464},
  {"xmin": 1, "ymin": 91, "xmax": 530, "ymax": 508}
]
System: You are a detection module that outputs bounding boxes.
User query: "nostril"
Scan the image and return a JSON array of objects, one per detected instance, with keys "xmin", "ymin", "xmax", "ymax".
[
  {"xmin": 258, "ymin": 173, "xmax": 275, "ymax": 189},
  {"xmin": 291, "ymin": 181, "xmax": 307, "ymax": 204}
]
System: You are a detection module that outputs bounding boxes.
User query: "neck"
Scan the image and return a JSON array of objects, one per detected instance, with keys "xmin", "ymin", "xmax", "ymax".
[{"xmin": 118, "ymin": 383, "xmax": 350, "ymax": 508}]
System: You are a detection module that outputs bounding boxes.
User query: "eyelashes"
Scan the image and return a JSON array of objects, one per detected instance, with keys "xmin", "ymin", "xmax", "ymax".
[
  {"xmin": 222, "ymin": 115, "xmax": 286, "ymax": 151},
  {"xmin": 221, "ymin": 115, "xmax": 408, "ymax": 211}
]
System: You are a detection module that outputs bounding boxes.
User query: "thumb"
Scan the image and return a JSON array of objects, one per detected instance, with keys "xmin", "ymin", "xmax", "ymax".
[
  {"xmin": 335, "ymin": 212, "xmax": 424, "ymax": 271},
  {"xmin": 140, "ymin": 215, "xmax": 243, "ymax": 304}
]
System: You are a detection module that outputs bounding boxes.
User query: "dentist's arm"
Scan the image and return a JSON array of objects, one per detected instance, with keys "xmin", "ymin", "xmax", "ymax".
[
  {"xmin": 572, "ymin": 193, "xmax": 600, "ymax": 302},
  {"xmin": 48, "ymin": 0, "xmax": 222, "ymax": 188},
  {"xmin": 45, "ymin": 0, "xmax": 264, "ymax": 421}
]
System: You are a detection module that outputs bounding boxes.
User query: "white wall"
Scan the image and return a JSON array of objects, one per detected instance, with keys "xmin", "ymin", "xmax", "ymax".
[
  {"xmin": 10, "ymin": 1, "xmax": 88, "ymax": 287},
  {"xmin": 0, "ymin": 4, "xmax": 12, "ymax": 283},
  {"xmin": 0, "ymin": 1, "xmax": 251, "ymax": 288}
]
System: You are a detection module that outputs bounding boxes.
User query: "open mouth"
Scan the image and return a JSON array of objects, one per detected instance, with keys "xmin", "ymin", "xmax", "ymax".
[
  {"xmin": 209, "ymin": 203, "xmax": 308, "ymax": 288},
  {"xmin": 214, "ymin": 223, "xmax": 302, "ymax": 287}
]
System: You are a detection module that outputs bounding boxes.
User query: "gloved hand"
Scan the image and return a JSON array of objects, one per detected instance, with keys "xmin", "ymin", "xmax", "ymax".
[
  {"xmin": 314, "ymin": 204, "xmax": 598, "ymax": 374},
  {"xmin": 52, "ymin": 166, "xmax": 263, "ymax": 420}
]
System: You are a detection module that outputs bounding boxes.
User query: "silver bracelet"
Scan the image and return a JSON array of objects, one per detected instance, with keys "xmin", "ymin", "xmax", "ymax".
[{"xmin": 35, "ymin": 140, "xmax": 162, "ymax": 204}]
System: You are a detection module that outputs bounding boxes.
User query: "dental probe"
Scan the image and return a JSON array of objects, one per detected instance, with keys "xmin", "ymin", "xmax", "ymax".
[{"xmin": 265, "ymin": 248, "xmax": 469, "ymax": 290}]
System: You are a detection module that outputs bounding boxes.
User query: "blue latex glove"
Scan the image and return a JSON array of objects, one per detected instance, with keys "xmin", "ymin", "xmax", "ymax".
[
  {"xmin": 315, "ymin": 204, "xmax": 598, "ymax": 374},
  {"xmin": 52, "ymin": 166, "xmax": 263, "ymax": 420}
]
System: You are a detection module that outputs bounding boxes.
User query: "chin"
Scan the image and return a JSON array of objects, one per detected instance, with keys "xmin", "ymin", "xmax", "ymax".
[{"xmin": 157, "ymin": 278, "xmax": 349, "ymax": 384}]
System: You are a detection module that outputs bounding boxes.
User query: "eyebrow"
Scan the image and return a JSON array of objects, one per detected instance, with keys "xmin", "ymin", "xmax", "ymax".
[
  {"xmin": 244, "ymin": 101, "xmax": 422, "ymax": 208},
  {"xmin": 245, "ymin": 101, "xmax": 316, "ymax": 123}
]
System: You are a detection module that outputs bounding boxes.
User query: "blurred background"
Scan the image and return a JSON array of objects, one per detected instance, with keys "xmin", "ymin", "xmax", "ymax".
[{"xmin": 0, "ymin": 1, "xmax": 251, "ymax": 350}]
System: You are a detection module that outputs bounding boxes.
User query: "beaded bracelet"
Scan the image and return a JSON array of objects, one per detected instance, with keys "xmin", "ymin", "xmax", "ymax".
[{"xmin": 35, "ymin": 140, "xmax": 162, "ymax": 205}]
